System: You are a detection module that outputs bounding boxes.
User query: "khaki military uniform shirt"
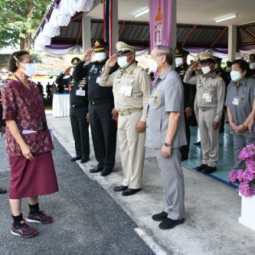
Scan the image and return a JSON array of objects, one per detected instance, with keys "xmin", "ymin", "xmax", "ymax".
[
  {"xmin": 100, "ymin": 62, "xmax": 151, "ymax": 122},
  {"xmin": 184, "ymin": 68, "xmax": 226, "ymax": 122}
]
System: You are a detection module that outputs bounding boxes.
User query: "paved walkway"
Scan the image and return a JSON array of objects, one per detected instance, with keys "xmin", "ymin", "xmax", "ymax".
[{"xmin": 1, "ymin": 114, "xmax": 255, "ymax": 255}]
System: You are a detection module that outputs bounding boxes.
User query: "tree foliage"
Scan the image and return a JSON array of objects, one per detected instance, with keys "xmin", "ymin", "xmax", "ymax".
[{"xmin": 0, "ymin": 0, "xmax": 52, "ymax": 51}]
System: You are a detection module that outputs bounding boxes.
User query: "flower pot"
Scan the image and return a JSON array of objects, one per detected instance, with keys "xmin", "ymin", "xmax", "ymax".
[{"xmin": 238, "ymin": 192, "xmax": 255, "ymax": 232}]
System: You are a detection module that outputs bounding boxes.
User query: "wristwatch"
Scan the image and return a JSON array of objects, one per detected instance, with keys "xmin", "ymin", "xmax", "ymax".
[{"xmin": 164, "ymin": 142, "xmax": 171, "ymax": 147}]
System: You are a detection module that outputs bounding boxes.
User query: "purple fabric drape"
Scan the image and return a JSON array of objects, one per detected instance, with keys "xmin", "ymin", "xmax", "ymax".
[
  {"xmin": 149, "ymin": 0, "xmax": 174, "ymax": 49},
  {"xmin": 46, "ymin": 44, "xmax": 73, "ymax": 49}
]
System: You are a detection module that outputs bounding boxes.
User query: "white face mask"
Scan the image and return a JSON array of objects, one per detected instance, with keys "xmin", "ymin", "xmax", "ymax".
[
  {"xmin": 175, "ymin": 57, "xmax": 183, "ymax": 67},
  {"xmin": 20, "ymin": 63, "xmax": 36, "ymax": 77},
  {"xmin": 117, "ymin": 56, "xmax": 129, "ymax": 69},
  {"xmin": 148, "ymin": 59, "xmax": 158, "ymax": 73},
  {"xmin": 94, "ymin": 52, "xmax": 107, "ymax": 62},
  {"xmin": 201, "ymin": 66, "xmax": 211, "ymax": 75},
  {"xmin": 250, "ymin": 62, "xmax": 255, "ymax": 70},
  {"xmin": 230, "ymin": 71, "xmax": 242, "ymax": 82}
]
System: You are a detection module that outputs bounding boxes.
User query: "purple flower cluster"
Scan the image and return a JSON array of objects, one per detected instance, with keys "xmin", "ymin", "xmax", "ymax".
[
  {"xmin": 239, "ymin": 144, "xmax": 255, "ymax": 161},
  {"xmin": 229, "ymin": 144, "xmax": 255, "ymax": 197}
]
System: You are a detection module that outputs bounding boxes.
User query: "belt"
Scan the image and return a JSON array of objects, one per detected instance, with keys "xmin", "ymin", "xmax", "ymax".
[
  {"xmin": 118, "ymin": 108, "xmax": 142, "ymax": 116},
  {"xmin": 89, "ymin": 99, "xmax": 113, "ymax": 105},
  {"xmin": 71, "ymin": 104, "xmax": 86, "ymax": 108},
  {"xmin": 199, "ymin": 107, "xmax": 215, "ymax": 111}
]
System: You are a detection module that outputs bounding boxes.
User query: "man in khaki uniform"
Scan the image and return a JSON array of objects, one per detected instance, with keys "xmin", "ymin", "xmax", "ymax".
[
  {"xmin": 184, "ymin": 52, "xmax": 225, "ymax": 173},
  {"xmin": 100, "ymin": 42, "xmax": 151, "ymax": 196}
]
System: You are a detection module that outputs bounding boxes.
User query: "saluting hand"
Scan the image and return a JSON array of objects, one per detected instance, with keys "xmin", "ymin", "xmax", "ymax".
[
  {"xmin": 106, "ymin": 54, "xmax": 117, "ymax": 68},
  {"xmin": 63, "ymin": 66, "xmax": 72, "ymax": 75},
  {"xmin": 82, "ymin": 48, "xmax": 94, "ymax": 62},
  {"xmin": 190, "ymin": 61, "xmax": 199, "ymax": 71}
]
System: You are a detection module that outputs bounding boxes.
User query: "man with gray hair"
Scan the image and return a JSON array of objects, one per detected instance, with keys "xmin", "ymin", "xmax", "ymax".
[{"xmin": 146, "ymin": 45, "xmax": 186, "ymax": 230}]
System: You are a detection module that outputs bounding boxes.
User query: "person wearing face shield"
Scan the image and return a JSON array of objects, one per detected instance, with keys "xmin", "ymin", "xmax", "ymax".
[
  {"xmin": 145, "ymin": 45, "xmax": 186, "ymax": 230},
  {"xmin": 1, "ymin": 51, "xmax": 59, "ymax": 238},
  {"xmin": 225, "ymin": 59, "xmax": 255, "ymax": 169},
  {"xmin": 72, "ymin": 39, "xmax": 118, "ymax": 176},
  {"xmin": 249, "ymin": 54, "xmax": 255, "ymax": 78},
  {"xmin": 56, "ymin": 57, "xmax": 90, "ymax": 164},
  {"xmin": 184, "ymin": 52, "xmax": 226, "ymax": 174},
  {"xmin": 100, "ymin": 41, "xmax": 151, "ymax": 196},
  {"xmin": 174, "ymin": 46, "xmax": 196, "ymax": 161}
]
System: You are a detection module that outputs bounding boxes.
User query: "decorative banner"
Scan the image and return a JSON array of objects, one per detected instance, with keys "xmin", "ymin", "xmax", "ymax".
[
  {"xmin": 103, "ymin": 0, "xmax": 113, "ymax": 55},
  {"xmin": 149, "ymin": 0, "xmax": 174, "ymax": 50}
]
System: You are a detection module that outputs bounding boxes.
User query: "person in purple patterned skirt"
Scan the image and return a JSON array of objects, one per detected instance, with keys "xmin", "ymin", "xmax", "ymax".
[{"xmin": 1, "ymin": 51, "xmax": 59, "ymax": 238}]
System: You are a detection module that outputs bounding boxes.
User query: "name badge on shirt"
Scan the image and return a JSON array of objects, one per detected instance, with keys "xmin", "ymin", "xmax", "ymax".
[
  {"xmin": 153, "ymin": 91, "xmax": 159, "ymax": 105},
  {"xmin": 118, "ymin": 86, "xmax": 132, "ymax": 97},
  {"xmin": 203, "ymin": 93, "xmax": 212, "ymax": 103},
  {"xmin": 232, "ymin": 97, "xmax": 240, "ymax": 105},
  {"xmin": 76, "ymin": 87, "xmax": 86, "ymax": 96},
  {"xmin": 96, "ymin": 76, "xmax": 101, "ymax": 84}
]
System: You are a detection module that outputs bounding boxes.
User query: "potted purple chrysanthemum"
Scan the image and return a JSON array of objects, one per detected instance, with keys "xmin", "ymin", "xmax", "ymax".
[
  {"xmin": 229, "ymin": 144, "xmax": 255, "ymax": 232},
  {"xmin": 229, "ymin": 144, "xmax": 255, "ymax": 197}
]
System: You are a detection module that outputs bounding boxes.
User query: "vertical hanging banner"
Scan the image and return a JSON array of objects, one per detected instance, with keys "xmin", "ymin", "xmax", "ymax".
[
  {"xmin": 149, "ymin": 0, "xmax": 174, "ymax": 49},
  {"xmin": 103, "ymin": 0, "xmax": 113, "ymax": 55}
]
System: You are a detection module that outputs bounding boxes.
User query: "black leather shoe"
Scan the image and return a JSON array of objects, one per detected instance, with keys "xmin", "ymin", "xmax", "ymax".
[
  {"xmin": 152, "ymin": 211, "xmax": 168, "ymax": 221},
  {"xmin": 194, "ymin": 141, "xmax": 201, "ymax": 146},
  {"xmin": 113, "ymin": 185, "xmax": 128, "ymax": 192},
  {"xmin": 80, "ymin": 157, "xmax": 89, "ymax": 163},
  {"xmin": 159, "ymin": 218, "xmax": 184, "ymax": 230},
  {"xmin": 89, "ymin": 166, "xmax": 103, "ymax": 173},
  {"xmin": 71, "ymin": 156, "xmax": 82, "ymax": 162},
  {"xmin": 100, "ymin": 168, "xmax": 113, "ymax": 176},
  {"xmin": 0, "ymin": 187, "xmax": 7, "ymax": 194},
  {"xmin": 205, "ymin": 166, "xmax": 217, "ymax": 174},
  {"xmin": 121, "ymin": 188, "xmax": 141, "ymax": 196},
  {"xmin": 194, "ymin": 164, "xmax": 207, "ymax": 172}
]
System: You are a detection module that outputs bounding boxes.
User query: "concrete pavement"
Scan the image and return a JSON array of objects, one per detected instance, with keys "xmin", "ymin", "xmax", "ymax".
[{"xmin": 1, "ymin": 114, "xmax": 255, "ymax": 255}]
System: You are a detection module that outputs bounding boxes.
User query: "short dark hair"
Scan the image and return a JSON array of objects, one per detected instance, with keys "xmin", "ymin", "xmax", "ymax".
[
  {"xmin": 156, "ymin": 45, "xmax": 174, "ymax": 65},
  {"xmin": 8, "ymin": 51, "xmax": 30, "ymax": 73},
  {"xmin": 231, "ymin": 59, "xmax": 250, "ymax": 78}
]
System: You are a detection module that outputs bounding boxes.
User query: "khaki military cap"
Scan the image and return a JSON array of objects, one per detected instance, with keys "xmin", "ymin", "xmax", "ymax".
[
  {"xmin": 249, "ymin": 54, "xmax": 255, "ymax": 63},
  {"xmin": 116, "ymin": 41, "xmax": 136, "ymax": 56},
  {"xmin": 197, "ymin": 52, "xmax": 215, "ymax": 62}
]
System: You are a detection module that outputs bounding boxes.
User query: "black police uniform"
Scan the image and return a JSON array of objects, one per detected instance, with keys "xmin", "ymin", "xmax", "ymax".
[
  {"xmin": 55, "ymin": 72, "xmax": 90, "ymax": 161},
  {"xmin": 215, "ymin": 67, "xmax": 229, "ymax": 133},
  {"xmin": 73, "ymin": 59, "xmax": 118, "ymax": 172},
  {"xmin": 176, "ymin": 63, "xmax": 196, "ymax": 160}
]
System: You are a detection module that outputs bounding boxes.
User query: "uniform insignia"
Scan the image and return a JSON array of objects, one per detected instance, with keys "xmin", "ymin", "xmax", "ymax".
[
  {"xmin": 95, "ymin": 41, "xmax": 100, "ymax": 46},
  {"xmin": 89, "ymin": 65, "xmax": 95, "ymax": 73}
]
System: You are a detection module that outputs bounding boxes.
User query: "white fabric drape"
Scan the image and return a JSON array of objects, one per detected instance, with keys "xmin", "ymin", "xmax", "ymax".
[
  {"xmin": 74, "ymin": 0, "xmax": 95, "ymax": 12},
  {"xmin": 43, "ymin": 22, "xmax": 60, "ymax": 37},
  {"xmin": 43, "ymin": 45, "xmax": 83, "ymax": 57}
]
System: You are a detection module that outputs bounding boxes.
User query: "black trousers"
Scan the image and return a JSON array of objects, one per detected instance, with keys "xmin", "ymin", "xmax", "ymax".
[
  {"xmin": 89, "ymin": 101, "xmax": 117, "ymax": 170},
  {"xmin": 180, "ymin": 114, "xmax": 190, "ymax": 158},
  {"xmin": 70, "ymin": 106, "xmax": 90, "ymax": 159}
]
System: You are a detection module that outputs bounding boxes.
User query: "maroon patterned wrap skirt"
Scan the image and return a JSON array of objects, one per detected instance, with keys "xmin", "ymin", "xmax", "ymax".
[{"xmin": 9, "ymin": 151, "xmax": 59, "ymax": 199}]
